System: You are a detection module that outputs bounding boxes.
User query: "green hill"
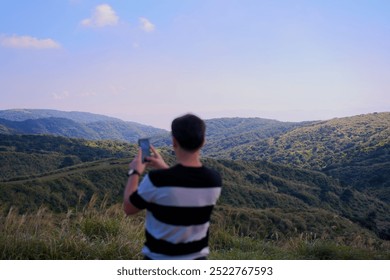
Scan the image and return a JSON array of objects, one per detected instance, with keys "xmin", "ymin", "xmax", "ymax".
[
  {"xmin": 2, "ymin": 153, "xmax": 389, "ymax": 241},
  {"xmin": 1, "ymin": 134, "xmax": 389, "ymax": 241},
  {"xmin": 203, "ymin": 117, "xmax": 313, "ymax": 155},
  {"xmin": 214, "ymin": 113, "xmax": 389, "ymax": 167},
  {"xmin": 0, "ymin": 134, "xmax": 135, "ymax": 181},
  {"xmin": 210, "ymin": 113, "xmax": 390, "ymax": 201},
  {"xmin": 1, "ymin": 111, "xmax": 390, "ymax": 259}
]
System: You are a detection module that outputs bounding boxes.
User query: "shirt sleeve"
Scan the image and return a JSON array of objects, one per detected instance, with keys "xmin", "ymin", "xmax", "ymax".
[{"xmin": 129, "ymin": 174, "xmax": 155, "ymax": 210}]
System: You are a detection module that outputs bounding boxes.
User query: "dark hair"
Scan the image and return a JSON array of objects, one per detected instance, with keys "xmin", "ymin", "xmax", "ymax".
[{"xmin": 171, "ymin": 114, "xmax": 206, "ymax": 152}]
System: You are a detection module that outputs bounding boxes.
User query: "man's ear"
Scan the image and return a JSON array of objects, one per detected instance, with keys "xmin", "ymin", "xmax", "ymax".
[{"xmin": 172, "ymin": 137, "xmax": 178, "ymax": 148}]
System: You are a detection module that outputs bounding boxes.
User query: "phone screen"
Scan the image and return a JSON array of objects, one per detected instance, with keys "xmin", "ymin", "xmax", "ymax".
[{"xmin": 138, "ymin": 138, "xmax": 151, "ymax": 163}]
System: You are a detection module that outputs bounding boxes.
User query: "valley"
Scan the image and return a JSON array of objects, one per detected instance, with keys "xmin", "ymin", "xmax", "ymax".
[{"xmin": 1, "ymin": 109, "xmax": 389, "ymax": 259}]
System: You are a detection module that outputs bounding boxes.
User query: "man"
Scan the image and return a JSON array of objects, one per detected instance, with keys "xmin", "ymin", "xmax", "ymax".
[{"xmin": 123, "ymin": 114, "xmax": 222, "ymax": 260}]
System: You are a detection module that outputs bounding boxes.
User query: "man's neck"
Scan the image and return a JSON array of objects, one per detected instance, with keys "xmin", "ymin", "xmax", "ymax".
[{"xmin": 175, "ymin": 150, "xmax": 202, "ymax": 167}]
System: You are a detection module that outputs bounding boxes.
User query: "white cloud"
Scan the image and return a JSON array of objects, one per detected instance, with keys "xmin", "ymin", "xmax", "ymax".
[
  {"xmin": 81, "ymin": 4, "xmax": 119, "ymax": 27},
  {"xmin": 0, "ymin": 35, "xmax": 61, "ymax": 49},
  {"xmin": 139, "ymin": 17, "xmax": 155, "ymax": 32},
  {"xmin": 109, "ymin": 85, "xmax": 126, "ymax": 96},
  {"xmin": 80, "ymin": 91, "xmax": 97, "ymax": 97},
  {"xmin": 52, "ymin": 91, "xmax": 70, "ymax": 100}
]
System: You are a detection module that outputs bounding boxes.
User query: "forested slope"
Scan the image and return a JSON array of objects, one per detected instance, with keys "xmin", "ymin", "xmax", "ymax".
[
  {"xmin": 209, "ymin": 113, "xmax": 390, "ymax": 204},
  {"xmin": 1, "ymin": 134, "xmax": 389, "ymax": 240}
]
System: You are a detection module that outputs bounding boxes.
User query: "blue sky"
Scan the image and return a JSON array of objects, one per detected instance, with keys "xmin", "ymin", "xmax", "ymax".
[{"xmin": 0, "ymin": 0, "xmax": 389, "ymax": 129}]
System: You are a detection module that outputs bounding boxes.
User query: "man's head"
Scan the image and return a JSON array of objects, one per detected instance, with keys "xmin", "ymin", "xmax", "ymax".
[{"xmin": 171, "ymin": 114, "xmax": 206, "ymax": 152}]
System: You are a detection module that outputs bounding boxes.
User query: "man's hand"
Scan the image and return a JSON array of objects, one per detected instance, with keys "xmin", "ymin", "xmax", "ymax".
[
  {"xmin": 129, "ymin": 148, "xmax": 146, "ymax": 174},
  {"xmin": 146, "ymin": 145, "xmax": 169, "ymax": 170}
]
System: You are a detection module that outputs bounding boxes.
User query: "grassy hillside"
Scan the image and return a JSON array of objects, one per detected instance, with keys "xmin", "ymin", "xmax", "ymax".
[
  {"xmin": 206, "ymin": 159, "xmax": 390, "ymax": 240},
  {"xmin": 1, "ymin": 127, "xmax": 390, "ymax": 259},
  {"xmin": 2, "ymin": 203, "xmax": 389, "ymax": 260},
  {"xmin": 1, "ymin": 135, "xmax": 390, "ymax": 241}
]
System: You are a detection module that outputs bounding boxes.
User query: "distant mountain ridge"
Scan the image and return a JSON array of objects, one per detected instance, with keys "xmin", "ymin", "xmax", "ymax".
[
  {"xmin": 0, "ymin": 109, "xmax": 166, "ymax": 143},
  {"xmin": 1, "ymin": 109, "xmax": 316, "ymax": 147},
  {"xmin": 0, "ymin": 109, "xmax": 121, "ymax": 123},
  {"xmin": 150, "ymin": 117, "xmax": 313, "ymax": 148}
]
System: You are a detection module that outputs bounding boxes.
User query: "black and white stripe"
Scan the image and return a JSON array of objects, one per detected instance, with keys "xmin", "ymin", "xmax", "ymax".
[{"xmin": 130, "ymin": 164, "xmax": 222, "ymax": 259}]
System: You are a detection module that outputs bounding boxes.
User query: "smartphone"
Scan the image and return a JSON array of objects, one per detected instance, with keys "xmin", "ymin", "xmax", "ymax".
[{"xmin": 138, "ymin": 138, "xmax": 151, "ymax": 163}]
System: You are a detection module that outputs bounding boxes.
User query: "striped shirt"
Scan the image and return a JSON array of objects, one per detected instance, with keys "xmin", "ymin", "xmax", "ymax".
[{"xmin": 130, "ymin": 164, "xmax": 222, "ymax": 260}]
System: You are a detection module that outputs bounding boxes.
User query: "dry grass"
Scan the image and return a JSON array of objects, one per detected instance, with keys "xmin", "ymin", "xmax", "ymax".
[
  {"xmin": 0, "ymin": 195, "xmax": 145, "ymax": 260},
  {"xmin": 1, "ymin": 198, "xmax": 389, "ymax": 260}
]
